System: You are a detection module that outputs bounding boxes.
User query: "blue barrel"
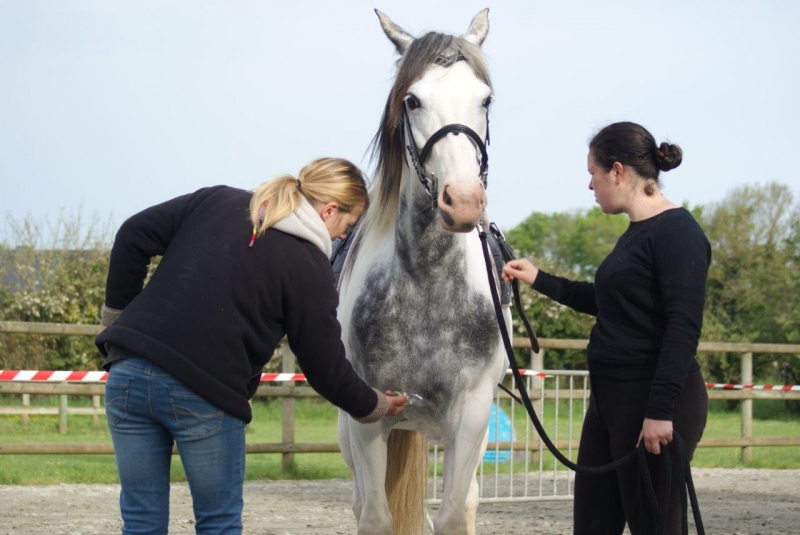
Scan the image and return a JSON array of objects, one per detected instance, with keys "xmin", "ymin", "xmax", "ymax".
[{"xmin": 483, "ymin": 403, "xmax": 515, "ymax": 463}]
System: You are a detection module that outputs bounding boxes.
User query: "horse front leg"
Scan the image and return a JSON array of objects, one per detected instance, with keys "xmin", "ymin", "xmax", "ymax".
[
  {"xmin": 434, "ymin": 384, "xmax": 494, "ymax": 535},
  {"xmin": 347, "ymin": 419, "xmax": 393, "ymax": 535},
  {"xmin": 464, "ymin": 428, "xmax": 489, "ymax": 535}
]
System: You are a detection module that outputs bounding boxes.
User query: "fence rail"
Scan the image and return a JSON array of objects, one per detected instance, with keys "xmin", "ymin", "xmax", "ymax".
[
  {"xmin": 2, "ymin": 321, "xmax": 799, "ymax": 465},
  {"xmin": 4, "ymin": 320, "xmax": 800, "ymax": 353}
]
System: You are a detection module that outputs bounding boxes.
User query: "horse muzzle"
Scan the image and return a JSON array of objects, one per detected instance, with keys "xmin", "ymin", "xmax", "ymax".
[{"xmin": 437, "ymin": 182, "xmax": 487, "ymax": 233}]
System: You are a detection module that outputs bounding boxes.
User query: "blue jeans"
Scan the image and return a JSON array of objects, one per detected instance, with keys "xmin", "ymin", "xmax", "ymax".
[{"xmin": 105, "ymin": 357, "xmax": 246, "ymax": 535}]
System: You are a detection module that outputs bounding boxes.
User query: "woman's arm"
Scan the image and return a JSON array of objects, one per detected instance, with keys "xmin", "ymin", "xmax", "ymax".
[
  {"xmin": 284, "ymin": 276, "xmax": 407, "ymax": 422},
  {"xmin": 645, "ymin": 222, "xmax": 711, "ymax": 422},
  {"xmin": 641, "ymin": 219, "xmax": 711, "ymax": 456},
  {"xmin": 104, "ymin": 188, "xmax": 222, "ymax": 314},
  {"xmin": 504, "ymin": 259, "xmax": 598, "ymax": 316}
]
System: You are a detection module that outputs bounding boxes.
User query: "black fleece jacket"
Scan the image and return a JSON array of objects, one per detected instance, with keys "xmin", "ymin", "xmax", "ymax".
[
  {"xmin": 532, "ymin": 208, "xmax": 711, "ymax": 420},
  {"xmin": 96, "ymin": 186, "xmax": 378, "ymax": 423}
]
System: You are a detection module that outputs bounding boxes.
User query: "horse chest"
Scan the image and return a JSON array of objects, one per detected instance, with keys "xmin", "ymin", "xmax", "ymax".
[{"xmin": 349, "ymin": 264, "xmax": 498, "ymax": 393}]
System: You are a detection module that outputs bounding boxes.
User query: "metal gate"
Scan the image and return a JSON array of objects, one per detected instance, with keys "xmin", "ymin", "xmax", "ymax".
[{"xmin": 427, "ymin": 370, "xmax": 590, "ymax": 504}]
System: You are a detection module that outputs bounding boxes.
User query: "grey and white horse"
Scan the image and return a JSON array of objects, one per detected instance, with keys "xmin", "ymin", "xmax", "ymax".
[{"xmin": 337, "ymin": 9, "xmax": 509, "ymax": 535}]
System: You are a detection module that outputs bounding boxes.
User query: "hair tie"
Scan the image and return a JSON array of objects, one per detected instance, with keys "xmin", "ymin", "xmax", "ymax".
[
  {"xmin": 248, "ymin": 200, "xmax": 269, "ymax": 248},
  {"xmin": 296, "ymin": 178, "xmax": 302, "ymax": 191}
]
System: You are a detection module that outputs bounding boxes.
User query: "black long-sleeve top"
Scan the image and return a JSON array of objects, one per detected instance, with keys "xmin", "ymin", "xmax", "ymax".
[
  {"xmin": 532, "ymin": 208, "xmax": 711, "ymax": 420},
  {"xmin": 96, "ymin": 186, "xmax": 378, "ymax": 423}
]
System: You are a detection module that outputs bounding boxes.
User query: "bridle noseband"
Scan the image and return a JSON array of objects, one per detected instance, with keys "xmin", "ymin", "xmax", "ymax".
[{"xmin": 401, "ymin": 100, "xmax": 490, "ymax": 210}]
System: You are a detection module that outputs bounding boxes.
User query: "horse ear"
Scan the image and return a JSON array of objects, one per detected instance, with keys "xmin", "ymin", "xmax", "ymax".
[
  {"xmin": 375, "ymin": 9, "xmax": 414, "ymax": 55},
  {"xmin": 465, "ymin": 8, "xmax": 490, "ymax": 47}
]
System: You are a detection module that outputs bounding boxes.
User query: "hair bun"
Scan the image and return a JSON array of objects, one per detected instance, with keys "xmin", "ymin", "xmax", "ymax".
[{"xmin": 654, "ymin": 142, "xmax": 683, "ymax": 172}]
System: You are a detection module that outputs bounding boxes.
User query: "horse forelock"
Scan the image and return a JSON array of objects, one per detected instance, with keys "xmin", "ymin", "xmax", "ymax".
[{"xmin": 341, "ymin": 33, "xmax": 491, "ymax": 284}]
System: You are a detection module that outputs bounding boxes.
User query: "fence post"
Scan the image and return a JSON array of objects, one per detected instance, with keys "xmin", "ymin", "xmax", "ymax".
[
  {"xmin": 532, "ymin": 348, "xmax": 544, "ymax": 396},
  {"xmin": 533, "ymin": 348, "xmax": 544, "ymax": 372},
  {"xmin": 22, "ymin": 394, "xmax": 30, "ymax": 425},
  {"xmin": 741, "ymin": 352, "xmax": 753, "ymax": 463},
  {"xmin": 282, "ymin": 347, "xmax": 297, "ymax": 472},
  {"xmin": 92, "ymin": 395, "xmax": 101, "ymax": 424},
  {"xmin": 530, "ymin": 348, "xmax": 544, "ymax": 464},
  {"xmin": 59, "ymin": 388, "xmax": 68, "ymax": 435}
]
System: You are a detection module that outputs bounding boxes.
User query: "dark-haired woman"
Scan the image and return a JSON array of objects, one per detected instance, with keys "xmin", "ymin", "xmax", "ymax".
[
  {"xmin": 97, "ymin": 157, "xmax": 408, "ymax": 534},
  {"xmin": 503, "ymin": 122, "xmax": 711, "ymax": 534}
]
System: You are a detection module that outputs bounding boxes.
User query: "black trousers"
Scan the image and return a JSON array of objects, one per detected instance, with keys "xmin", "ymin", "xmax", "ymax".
[{"xmin": 573, "ymin": 370, "xmax": 708, "ymax": 534}]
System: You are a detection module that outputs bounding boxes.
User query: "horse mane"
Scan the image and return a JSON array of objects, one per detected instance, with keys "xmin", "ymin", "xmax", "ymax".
[{"xmin": 341, "ymin": 32, "xmax": 493, "ymax": 283}]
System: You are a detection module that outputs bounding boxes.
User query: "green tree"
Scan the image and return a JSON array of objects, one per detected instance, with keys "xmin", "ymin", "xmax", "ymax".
[
  {"xmin": 701, "ymin": 183, "xmax": 800, "ymax": 383},
  {"xmin": 506, "ymin": 207, "xmax": 628, "ymax": 279},
  {"xmin": 0, "ymin": 211, "xmax": 114, "ymax": 370}
]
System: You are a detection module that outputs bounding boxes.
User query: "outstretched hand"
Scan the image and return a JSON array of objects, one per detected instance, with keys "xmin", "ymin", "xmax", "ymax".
[
  {"xmin": 637, "ymin": 418, "xmax": 673, "ymax": 455},
  {"xmin": 502, "ymin": 258, "xmax": 539, "ymax": 286},
  {"xmin": 384, "ymin": 391, "xmax": 409, "ymax": 416}
]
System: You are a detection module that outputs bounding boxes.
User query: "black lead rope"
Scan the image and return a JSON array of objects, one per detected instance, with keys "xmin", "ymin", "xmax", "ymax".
[{"xmin": 478, "ymin": 224, "xmax": 705, "ymax": 535}]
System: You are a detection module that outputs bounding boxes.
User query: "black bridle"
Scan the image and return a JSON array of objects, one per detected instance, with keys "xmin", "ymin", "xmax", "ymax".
[{"xmin": 401, "ymin": 102, "xmax": 490, "ymax": 209}]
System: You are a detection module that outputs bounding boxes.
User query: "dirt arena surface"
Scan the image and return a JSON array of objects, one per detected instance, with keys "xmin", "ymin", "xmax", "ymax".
[{"xmin": 1, "ymin": 469, "xmax": 798, "ymax": 534}]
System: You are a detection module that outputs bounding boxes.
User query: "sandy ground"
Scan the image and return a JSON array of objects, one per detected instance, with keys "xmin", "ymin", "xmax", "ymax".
[{"xmin": 0, "ymin": 469, "xmax": 798, "ymax": 534}]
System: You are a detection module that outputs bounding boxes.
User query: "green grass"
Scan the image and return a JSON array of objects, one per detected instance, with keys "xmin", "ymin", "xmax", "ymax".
[
  {"xmin": 0, "ymin": 395, "xmax": 797, "ymax": 485},
  {"xmin": 692, "ymin": 399, "xmax": 800, "ymax": 469},
  {"xmin": 0, "ymin": 397, "xmax": 350, "ymax": 485}
]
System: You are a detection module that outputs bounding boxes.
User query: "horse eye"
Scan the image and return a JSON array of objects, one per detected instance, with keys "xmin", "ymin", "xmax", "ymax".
[
  {"xmin": 406, "ymin": 95, "xmax": 421, "ymax": 110},
  {"xmin": 483, "ymin": 96, "xmax": 493, "ymax": 109}
]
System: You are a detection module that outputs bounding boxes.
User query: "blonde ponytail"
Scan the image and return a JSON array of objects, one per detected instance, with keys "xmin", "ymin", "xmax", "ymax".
[
  {"xmin": 249, "ymin": 174, "xmax": 303, "ymax": 237},
  {"xmin": 249, "ymin": 157, "xmax": 369, "ymax": 239}
]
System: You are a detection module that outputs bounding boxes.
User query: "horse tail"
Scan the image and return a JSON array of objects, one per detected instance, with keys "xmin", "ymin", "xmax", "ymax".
[{"xmin": 385, "ymin": 429, "xmax": 428, "ymax": 535}]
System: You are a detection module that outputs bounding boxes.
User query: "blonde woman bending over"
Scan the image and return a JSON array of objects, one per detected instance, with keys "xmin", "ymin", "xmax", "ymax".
[{"xmin": 97, "ymin": 157, "xmax": 408, "ymax": 535}]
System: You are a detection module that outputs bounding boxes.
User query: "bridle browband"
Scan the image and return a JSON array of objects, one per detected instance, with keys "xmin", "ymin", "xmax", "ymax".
[{"xmin": 401, "ymin": 91, "xmax": 490, "ymax": 210}]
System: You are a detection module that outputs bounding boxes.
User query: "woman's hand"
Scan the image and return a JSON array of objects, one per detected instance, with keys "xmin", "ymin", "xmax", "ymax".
[
  {"xmin": 384, "ymin": 391, "xmax": 409, "ymax": 416},
  {"xmin": 502, "ymin": 259, "xmax": 539, "ymax": 286},
  {"xmin": 637, "ymin": 418, "xmax": 673, "ymax": 455}
]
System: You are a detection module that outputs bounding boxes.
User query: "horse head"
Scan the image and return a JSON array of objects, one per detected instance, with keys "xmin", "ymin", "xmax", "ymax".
[{"xmin": 376, "ymin": 9, "xmax": 492, "ymax": 234}]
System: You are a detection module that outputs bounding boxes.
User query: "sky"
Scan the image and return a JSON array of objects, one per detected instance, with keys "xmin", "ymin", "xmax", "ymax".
[{"xmin": 1, "ymin": 0, "xmax": 799, "ymax": 243}]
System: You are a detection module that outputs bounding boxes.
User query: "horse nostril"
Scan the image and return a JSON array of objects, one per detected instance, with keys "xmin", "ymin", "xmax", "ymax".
[{"xmin": 442, "ymin": 186, "xmax": 454, "ymax": 207}]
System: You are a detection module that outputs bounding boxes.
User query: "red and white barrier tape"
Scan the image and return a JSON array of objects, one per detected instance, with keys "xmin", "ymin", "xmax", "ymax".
[
  {"xmin": 259, "ymin": 373, "xmax": 306, "ymax": 382},
  {"xmin": 0, "ymin": 370, "xmax": 108, "ymax": 382},
  {"xmin": 705, "ymin": 382, "xmax": 800, "ymax": 391},
  {"xmin": 0, "ymin": 370, "xmax": 306, "ymax": 383},
  {"xmin": 1, "ymin": 370, "xmax": 797, "ymax": 390},
  {"xmin": 0, "ymin": 369, "xmax": 549, "ymax": 382},
  {"xmin": 510, "ymin": 369, "xmax": 549, "ymax": 378}
]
